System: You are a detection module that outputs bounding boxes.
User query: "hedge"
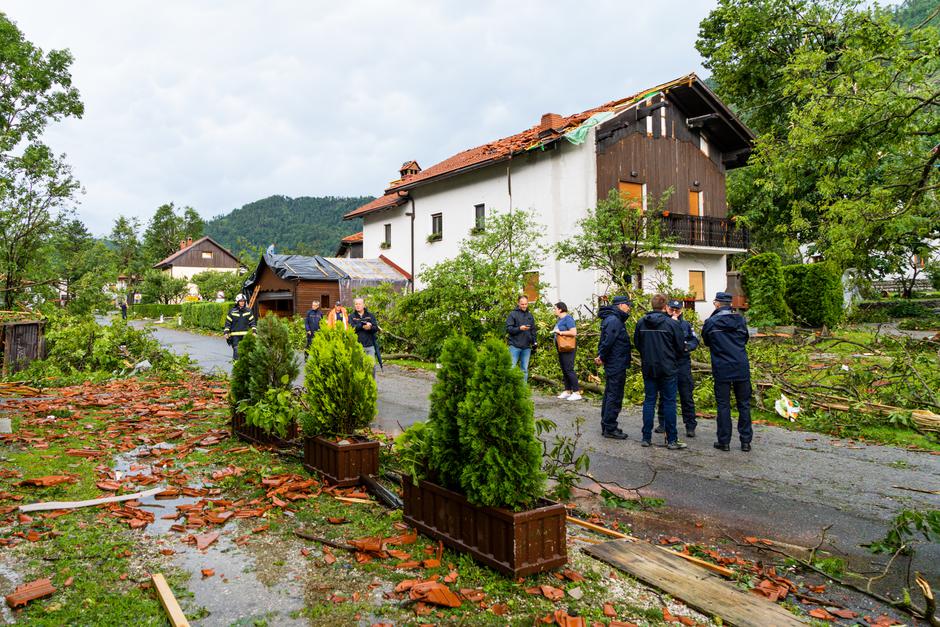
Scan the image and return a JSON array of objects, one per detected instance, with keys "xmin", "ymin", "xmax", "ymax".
[
  {"xmin": 181, "ymin": 301, "xmax": 234, "ymax": 331},
  {"xmin": 740, "ymin": 252, "xmax": 790, "ymax": 327},
  {"xmin": 782, "ymin": 262, "xmax": 843, "ymax": 328},
  {"xmin": 129, "ymin": 303, "xmax": 183, "ymax": 319}
]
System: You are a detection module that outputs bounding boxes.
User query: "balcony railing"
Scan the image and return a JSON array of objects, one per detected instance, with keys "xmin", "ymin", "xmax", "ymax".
[{"xmin": 656, "ymin": 213, "xmax": 749, "ymax": 249}]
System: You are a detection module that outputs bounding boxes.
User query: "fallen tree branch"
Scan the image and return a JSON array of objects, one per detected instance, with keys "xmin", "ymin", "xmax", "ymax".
[
  {"xmin": 293, "ymin": 529, "xmax": 357, "ymax": 553},
  {"xmin": 915, "ymin": 572, "xmax": 939, "ymax": 627}
]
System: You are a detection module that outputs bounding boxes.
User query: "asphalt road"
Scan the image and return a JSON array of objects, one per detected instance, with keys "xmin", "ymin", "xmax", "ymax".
[{"xmin": 136, "ymin": 320, "xmax": 940, "ymax": 593}]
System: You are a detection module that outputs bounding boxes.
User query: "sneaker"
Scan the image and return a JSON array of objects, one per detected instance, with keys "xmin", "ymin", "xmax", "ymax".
[
  {"xmin": 654, "ymin": 425, "xmax": 665, "ymax": 434},
  {"xmin": 666, "ymin": 441, "xmax": 688, "ymax": 450},
  {"xmin": 640, "ymin": 439, "xmax": 652, "ymax": 447},
  {"xmin": 567, "ymin": 392, "xmax": 582, "ymax": 401},
  {"xmin": 557, "ymin": 391, "xmax": 571, "ymax": 399}
]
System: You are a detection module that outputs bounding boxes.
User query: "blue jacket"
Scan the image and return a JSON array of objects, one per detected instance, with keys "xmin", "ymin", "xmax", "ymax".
[
  {"xmin": 633, "ymin": 311, "xmax": 686, "ymax": 378},
  {"xmin": 597, "ymin": 305, "xmax": 631, "ymax": 373},
  {"xmin": 506, "ymin": 308, "xmax": 537, "ymax": 349},
  {"xmin": 676, "ymin": 314, "xmax": 699, "ymax": 363},
  {"xmin": 305, "ymin": 309, "xmax": 323, "ymax": 335},
  {"xmin": 701, "ymin": 306, "xmax": 750, "ymax": 381}
]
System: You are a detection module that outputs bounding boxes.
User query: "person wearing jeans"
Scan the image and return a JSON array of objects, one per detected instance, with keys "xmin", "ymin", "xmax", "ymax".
[
  {"xmin": 506, "ymin": 295, "xmax": 537, "ymax": 382},
  {"xmin": 633, "ymin": 293, "xmax": 688, "ymax": 449},
  {"xmin": 552, "ymin": 301, "xmax": 581, "ymax": 401}
]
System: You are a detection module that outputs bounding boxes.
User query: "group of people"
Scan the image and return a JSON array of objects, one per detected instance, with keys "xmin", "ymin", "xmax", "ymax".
[
  {"xmin": 595, "ymin": 291, "xmax": 753, "ymax": 452},
  {"xmin": 222, "ymin": 295, "xmax": 381, "ymax": 376}
]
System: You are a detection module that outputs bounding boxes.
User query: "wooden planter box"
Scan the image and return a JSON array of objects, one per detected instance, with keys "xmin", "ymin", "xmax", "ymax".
[
  {"xmin": 302, "ymin": 436, "xmax": 379, "ymax": 487},
  {"xmin": 231, "ymin": 410, "xmax": 298, "ymax": 448},
  {"xmin": 402, "ymin": 479, "xmax": 567, "ymax": 577}
]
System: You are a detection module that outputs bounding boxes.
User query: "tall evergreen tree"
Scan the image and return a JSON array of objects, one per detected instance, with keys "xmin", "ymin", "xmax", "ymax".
[
  {"xmin": 427, "ymin": 335, "xmax": 477, "ymax": 490},
  {"xmin": 458, "ymin": 338, "xmax": 545, "ymax": 510}
]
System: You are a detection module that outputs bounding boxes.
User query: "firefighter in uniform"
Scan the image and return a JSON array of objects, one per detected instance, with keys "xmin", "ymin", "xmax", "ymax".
[{"xmin": 223, "ymin": 293, "xmax": 256, "ymax": 360}]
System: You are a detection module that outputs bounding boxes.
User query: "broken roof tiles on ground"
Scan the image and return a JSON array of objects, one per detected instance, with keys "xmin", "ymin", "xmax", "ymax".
[{"xmin": 344, "ymin": 72, "xmax": 754, "ymax": 220}]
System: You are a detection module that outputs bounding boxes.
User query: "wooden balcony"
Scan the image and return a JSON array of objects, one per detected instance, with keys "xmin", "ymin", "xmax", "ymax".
[{"xmin": 656, "ymin": 213, "xmax": 749, "ymax": 250}]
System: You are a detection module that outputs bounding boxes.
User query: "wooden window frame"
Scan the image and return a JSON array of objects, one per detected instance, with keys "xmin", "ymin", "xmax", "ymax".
[
  {"xmin": 383, "ymin": 223, "xmax": 392, "ymax": 246},
  {"xmin": 689, "ymin": 270, "xmax": 705, "ymax": 302},
  {"xmin": 474, "ymin": 204, "xmax": 485, "ymax": 231},
  {"xmin": 431, "ymin": 213, "xmax": 443, "ymax": 237}
]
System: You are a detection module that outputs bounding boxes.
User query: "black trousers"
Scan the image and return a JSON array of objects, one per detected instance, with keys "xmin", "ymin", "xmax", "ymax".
[
  {"xmin": 601, "ymin": 369, "xmax": 626, "ymax": 432},
  {"xmin": 557, "ymin": 349, "xmax": 579, "ymax": 392},
  {"xmin": 714, "ymin": 378, "xmax": 752, "ymax": 445},
  {"xmin": 658, "ymin": 361, "xmax": 696, "ymax": 429},
  {"xmin": 231, "ymin": 335, "xmax": 242, "ymax": 360}
]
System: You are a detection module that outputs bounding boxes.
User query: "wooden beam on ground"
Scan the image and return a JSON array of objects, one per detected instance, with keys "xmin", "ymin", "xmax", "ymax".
[
  {"xmin": 583, "ymin": 540, "xmax": 807, "ymax": 627},
  {"xmin": 151, "ymin": 573, "xmax": 190, "ymax": 627},
  {"xmin": 19, "ymin": 487, "xmax": 164, "ymax": 513}
]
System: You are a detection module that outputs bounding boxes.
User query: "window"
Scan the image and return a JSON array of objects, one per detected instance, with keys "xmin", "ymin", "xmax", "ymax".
[
  {"xmin": 689, "ymin": 271, "xmax": 705, "ymax": 302},
  {"xmin": 429, "ymin": 213, "xmax": 442, "ymax": 241},
  {"xmin": 523, "ymin": 272, "xmax": 539, "ymax": 302},
  {"xmin": 320, "ymin": 294, "xmax": 330, "ymax": 309},
  {"xmin": 201, "ymin": 251, "xmax": 213, "ymax": 259},
  {"xmin": 383, "ymin": 223, "xmax": 392, "ymax": 247},
  {"xmin": 688, "ymin": 190, "xmax": 702, "ymax": 217},
  {"xmin": 618, "ymin": 181, "xmax": 646, "ymax": 213},
  {"xmin": 474, "ymin": 204, "xmax": 485, "ymax": 230}
]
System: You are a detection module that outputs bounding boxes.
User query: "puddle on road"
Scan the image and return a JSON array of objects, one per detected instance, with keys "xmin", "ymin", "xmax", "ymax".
[{"xmin": 111, "ymin": 443, "xmax": 310, "ymax": 625}]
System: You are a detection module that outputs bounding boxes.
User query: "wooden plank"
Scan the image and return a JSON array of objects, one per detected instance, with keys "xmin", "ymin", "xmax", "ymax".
[
  {"xmin": 19, "ymin": 487, "xmax": 164, "ymax": 512},
  {"xmin": 151, "ymin": 573, "xmax": 190, "ymax": 627},
  {"xmin": 583, "ymin": 540, "xmax": 807, "ymax": 627}
]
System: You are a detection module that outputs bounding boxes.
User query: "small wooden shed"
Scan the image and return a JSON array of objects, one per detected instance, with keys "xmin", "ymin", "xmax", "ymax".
[{"xmin": 1, "ymin": 319, "xmax": 45, "ymax": 376}]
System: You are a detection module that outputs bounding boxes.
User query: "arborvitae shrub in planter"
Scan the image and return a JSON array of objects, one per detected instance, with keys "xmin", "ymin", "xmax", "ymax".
[
  {"xmin": 229, "ymin": 331, "xmax": 256, "ymax": 407},
  {"xmin": 740, "ymin": 252, "xmax": 791, "ymax": 327},
  {"xmin": 301, "ymin": 325, "xmax": 376, "ymax": 437},
  {"xmin": 428, "ymin": 335, "xmax": 477, "ymax": 490},
  {"xmin": 247, "ymin": 314, "xmax": 299, "ymax": 405},
  {"xmin": 458, "ymin": 338, "xmax": 545, "ymax": 511},
  {"xmin": 782, "ymin": 262, "xmax": 844, "ymax": 328}
]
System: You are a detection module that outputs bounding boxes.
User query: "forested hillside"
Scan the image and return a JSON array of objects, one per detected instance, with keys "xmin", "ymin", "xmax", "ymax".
[{"xmin": 205, "ymin": 195, "xmax": 369, "ymax": 257}]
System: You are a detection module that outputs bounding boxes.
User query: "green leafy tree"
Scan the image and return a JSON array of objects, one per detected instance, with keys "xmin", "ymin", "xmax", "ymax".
[
  {"xmin": 190, "ymin": 270, "xmax": 244, "ymax": 300},
  {"xmin": 402, "ymin": 209, "xmax": 546, "ymax": 358},
  {"xmin": 247, "ymin": 314, "xmax": 299, "ymax": 404},
  {"xmin": 740, "ymin": 252, "xmax": 790, "ymax": 327},
  {"xmin": 142, "ymin": 203, "xmax": 204, "ymax": 265},
  {"xmin": 182, "ymin": 207, "xmax": 205, "ymax": 240},
  {"xmin": 458, "ymin": 338, "xmax": 545, "ymax": 510},
  {"xmin": 427, "ymin": 335, "xmax": 477, "ymax": 490},
  {"xmin": 109, "ymin": 215, "xmax": 144, "ymax": 278},
  {"xmin": 301, "ymin": 325, "xmax": 376, "ymax": 437},
  {"xmin": 0, "ymin": 15, "xmax": 83, "ymax": 308},
  {"xmin": 139, "ymin": 269, "xmax": 187, "ymax": 305},
  {"xmin": 698, "ymin": 0, "xmax": 940, "ymax": 271},
  {"xmin": 555, "ymin": 188, "xmax": 674, "ymax": 298}
]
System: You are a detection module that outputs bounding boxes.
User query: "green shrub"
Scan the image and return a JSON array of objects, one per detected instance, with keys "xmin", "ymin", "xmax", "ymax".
[
  {"xmin": 130, "ymin": 303, "xmax": 183, "ymax": 319},
  {"xmin": 181, "ymin": 301, "xmax": 234, "ymax": 330},
  {"xmin": 393, "ymin": 421, "xmax": 432, "ymax": 485},
  {"xmin": 782, "ymin": 262, "xmax": 843, "ymax": 328},
  {"xmin": 428, "ymin": 336, "xmax": 477, "ymax": 490},
  {"xmin": 301, "ymin": 325, "xmax": 376, "ymax": 437},
  {"xmin": 243, "ymin": 384, "xmax": 299, "ymax": 438},
  {"xmin": 247, "ymin": 314, "xmax": 299, "ymax": 405},
  {"xmin": 886, "ymin": 301, "xmax": 931, "ymax": 318},
  {"xmin": 458, "ymin": 338, "xmax": 545, "ymax": 510},
  {"xmin": 229, "ymin": 331, "xmax": 256, "ymax": 406},
  {"xmin": 740, "ymin": 252, "xmax": 791, "ymax": 327}
]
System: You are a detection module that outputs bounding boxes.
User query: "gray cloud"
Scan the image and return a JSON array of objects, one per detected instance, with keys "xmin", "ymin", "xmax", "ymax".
[{"xmin": 5, "ymin": 0, "xmax": 717, "ymax": 234}]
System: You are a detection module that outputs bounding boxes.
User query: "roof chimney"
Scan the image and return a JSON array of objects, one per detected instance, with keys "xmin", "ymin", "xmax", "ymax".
[
  {"xmin": 539, "ymin": 113, "xmax": 564, "ymax": 136},
  {"xmin": 399, "ymin": 160, "xmax": 422, "ymax": 179},
  {"xmin": 179, "ymin": 240, "xmax": 186, "ymax": 250},
  {"xmin": 187, "ymin": 237, "xmax": 193, "ymax": 247}
]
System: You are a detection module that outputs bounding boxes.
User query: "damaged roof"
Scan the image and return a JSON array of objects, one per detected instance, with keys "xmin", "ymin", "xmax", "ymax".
[
  {"xmin": 243, "ymin": 250, "xmax": 410, "ymax": 294},
  {"xmin": 344, "ymin": 73, "xmax": 755, "ymax": 220}
]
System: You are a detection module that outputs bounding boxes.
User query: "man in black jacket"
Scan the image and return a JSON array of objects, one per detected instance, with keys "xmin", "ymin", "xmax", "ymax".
[
  {"xmin": 702, "ymin": 291, "xmax": 752, "ymax": 452},
  {"xmin": 223, "ymin": 294, "xmax": 256, "ymax": 360},
  {"xmin": 656, "ymin": 299, "xmax": 700, "ymax": 438},
  {"xmin": 304, "ymin": 299, "xmax": 323, "ymax": 352},
  {"xmin": 634, "ymin": 294, "xmax": 687, "ymax": 449},
  {"xmin": 350, "ymin": 298, "xmax": 379, "ymax": 377},
  {"xmin": 595, "ymin": 295, "xmax": 632, "ymax": 439},
  {"xmin": 505, "ymin": 295, "xmax": 537, "ymax": 382}
]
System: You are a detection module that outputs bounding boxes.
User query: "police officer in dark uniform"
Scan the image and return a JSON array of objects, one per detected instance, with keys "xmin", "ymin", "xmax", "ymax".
[
  {"xmin": 701, "ymin": 291, "xmax": 752, "ymax": 452},
  {"xmin": 595, "ymin": 295, "xmax": 632, "ymax": 439},
  {"xmin": 223, "ymin": 294, "xmax": 257, "ymax": 360},
  {"xmin": 655, "ymin": 298, "xmax": 699, "ymax": 437}
]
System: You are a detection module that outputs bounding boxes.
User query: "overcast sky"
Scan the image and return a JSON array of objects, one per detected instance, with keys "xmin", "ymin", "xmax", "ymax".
[{"xmin": 5, "ymin": 0, "xmax": 719, "ymax": 235}]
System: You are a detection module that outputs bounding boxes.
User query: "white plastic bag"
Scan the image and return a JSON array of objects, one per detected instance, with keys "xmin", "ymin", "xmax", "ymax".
[{"xmin": 774, "ymin": 394, "xmax": 801, "ymax": 421}]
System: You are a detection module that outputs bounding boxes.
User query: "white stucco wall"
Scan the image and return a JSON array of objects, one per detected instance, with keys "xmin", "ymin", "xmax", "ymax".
[
  {"xmin": 363, "ymin": 128, "xmax": 734, "ymax": 310},
  {"xmin": 168, "ymin": 266, "xmax": 238, "ymax": 280}
]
